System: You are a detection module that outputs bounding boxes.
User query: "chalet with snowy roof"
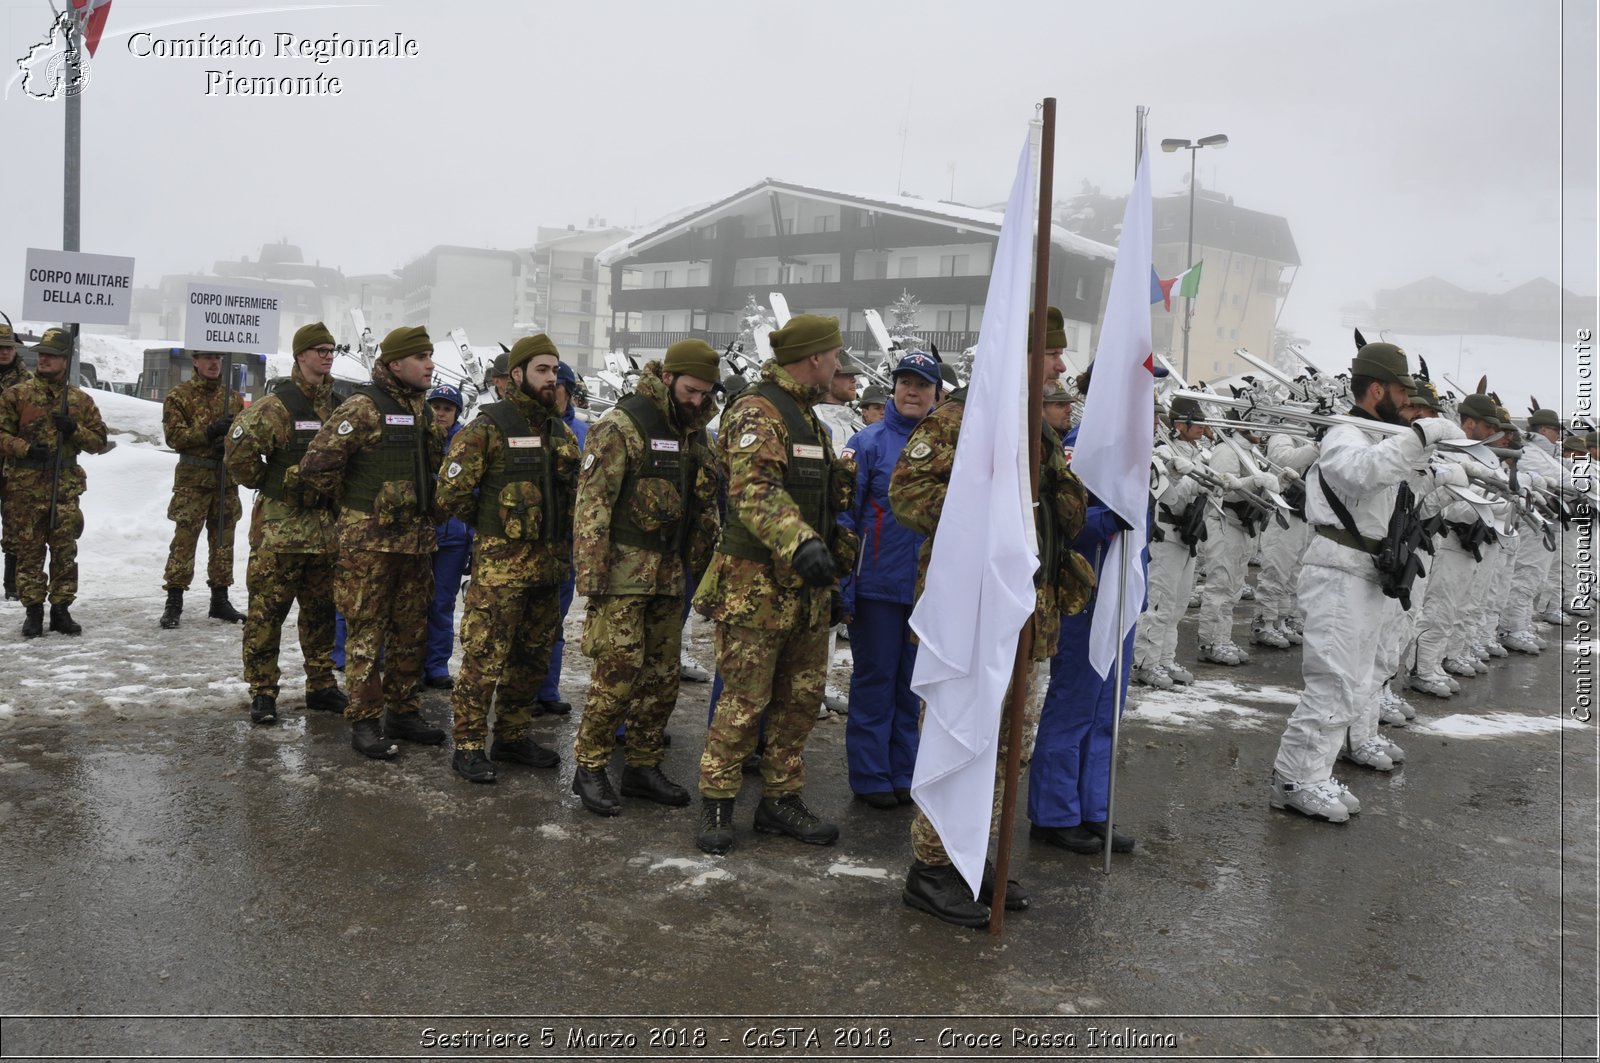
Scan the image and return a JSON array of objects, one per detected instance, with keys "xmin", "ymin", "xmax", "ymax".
[{"xmin": 594, "ymin": 179, "xmax": 1117, "ymax": 361}]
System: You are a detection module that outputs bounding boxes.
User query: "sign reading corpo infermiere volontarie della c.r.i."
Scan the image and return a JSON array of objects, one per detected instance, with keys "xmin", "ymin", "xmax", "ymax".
[{"xmin": 125, "ymin": 29, "xmax": 422, "ymax": 96}]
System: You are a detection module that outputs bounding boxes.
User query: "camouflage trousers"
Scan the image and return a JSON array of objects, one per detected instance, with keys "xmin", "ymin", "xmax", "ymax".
[
  {"xmin": 243, "ymin": 548, "xmax": 337, "ymax": 698},
  {"xmin": 698, "ymin": 620, "xmax": 829, "ymax": 800},
  {"xmin": 162, "ymin": 485, "xmax": 241, "ymax": 590},
  {"xmin": 910, "ymin": 671, "xmax": 1032, "ymax": 866},
  {"xmin": 572, "ymin": 593, "xmax": 683, "ymax": 771},
  {"xmin": 449, "ymin": 579, "xmax": 560, "ymax": 750},
  {"xmin": 2, "ymin": 493, "xmax": 83, "ymax": 607},
  {"xmin": 334, "ymin": 549, "xmax": 431, "ymax": 722}
]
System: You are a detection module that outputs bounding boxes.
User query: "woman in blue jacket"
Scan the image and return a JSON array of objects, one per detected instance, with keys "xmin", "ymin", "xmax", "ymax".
[{"xmin": 839, "ymin": 351, "xmax": 940, "ymax": 809}]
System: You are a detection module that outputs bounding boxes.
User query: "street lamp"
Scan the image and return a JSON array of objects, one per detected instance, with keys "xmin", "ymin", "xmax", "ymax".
[{"xmin": 1161, "ymin": 133, "xmax": 1228, "ymax": 380}]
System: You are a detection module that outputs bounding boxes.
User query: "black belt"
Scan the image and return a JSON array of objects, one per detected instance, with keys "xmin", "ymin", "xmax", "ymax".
[{"xmin": 178, "ymin": 453, "xmax": 223, "ymax": 471}]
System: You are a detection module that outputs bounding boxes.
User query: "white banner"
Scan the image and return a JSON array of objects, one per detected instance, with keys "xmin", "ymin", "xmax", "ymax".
[
  {"xmin": 22, "ymin": 248, "xmax": 135, "ymax": 326},
  {"xmin": 183, "ymin": 283, "xmax": 282, "ymax": 354}
]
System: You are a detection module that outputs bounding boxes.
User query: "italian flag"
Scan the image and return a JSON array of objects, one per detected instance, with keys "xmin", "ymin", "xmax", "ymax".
[
  {"xmin": 71, "ymin": 0, "xmax": 113, "ymax": 57},
  {"xmin": 1154, "ymin": 262, "xmax": 1203, "ymax": 311}
]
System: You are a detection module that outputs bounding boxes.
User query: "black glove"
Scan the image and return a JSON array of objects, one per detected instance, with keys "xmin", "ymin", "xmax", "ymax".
[
  {"xmin": 52, "ymin": 412, "xmax": 77, "ymax": 437},
  {"xmin": 205, "ymin": 417, "xmax": 233, "ymax": 442},
  {"xmin": 792, "ymin": 538, "xmax": 835, "ymax": 587},
  {"xmin": 25, "ymin": 442, "xmax": 51, "ymax": 464},
  {"xmin": 829, "ymin": 590, "xmax": 845, "ymax": 627}
]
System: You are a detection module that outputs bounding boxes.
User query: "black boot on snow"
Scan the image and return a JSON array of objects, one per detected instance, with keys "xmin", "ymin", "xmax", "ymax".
[
  {"xmin": 49, "ymin": 603, "xmax": 81, "ymax": 636},
  {"xmin": 3, "ymin": 553, "xmax": 16, "ymax": 600},
  {"xmin": 208, "ymin": 585, "xmax": 245, "ymax": 624},
  {"xmin": 21, "ymin": 603, "xmax": 43, "ymax": 638},
  {"xmin": 159, "ymin": 588, "xmax": 183, "ymax": 629}
]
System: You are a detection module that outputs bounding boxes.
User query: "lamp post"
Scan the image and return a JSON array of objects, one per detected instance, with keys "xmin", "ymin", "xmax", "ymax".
[{"xmin": 1160, "ymin": 133, "xmax": 1228, "ymax": 381}]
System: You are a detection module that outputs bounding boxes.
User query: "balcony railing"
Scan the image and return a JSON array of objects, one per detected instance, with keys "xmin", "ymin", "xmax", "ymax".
[{"xmin": 612, "ymin": 329, "xmax": 982, "ymax": 358}]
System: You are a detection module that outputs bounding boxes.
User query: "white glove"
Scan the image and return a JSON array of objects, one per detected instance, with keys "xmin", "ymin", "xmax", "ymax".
[
  {"xmin": 1279, "ymin": 467, "xmax": 1302, "ymax": 484},
  {"xmin": 1170, "ymin": 454, "xmax": 1195, "ymax": 477},
  {"xmin": 1253, "ymin": 472, "xmax": 1280, "ymax": 493},
  {"xmin": 1431, "ymin": 463, "xmax": 1469, "ymax": 488},
  {"xmin": 1219, "ymin": 472, "xmax": 1247, "ymax": 491},
  {"xmin": 1413, "ymin": 417, "xmax": 1464, "ymax": 445}
]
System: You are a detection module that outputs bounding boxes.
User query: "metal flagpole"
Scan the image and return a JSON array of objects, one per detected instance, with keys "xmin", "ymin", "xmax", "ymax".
[
  {"xmin": 989, "ymin": 96, "xmax": 1055, "ymax": 935},
  {"xmin": 63, "ymin": 8, "xmax": 82, "ymax": 384},
  {"xmin": 1101, "ymin": 106, "xmax": 1148, "ymax": 876}
]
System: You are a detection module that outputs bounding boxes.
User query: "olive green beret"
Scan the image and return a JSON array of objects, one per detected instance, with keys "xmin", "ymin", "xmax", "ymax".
[
  {"xmin": 662, "ymin": 338, "xmax": 721, "ymax": 384},
  {"xmin": 770, "ymin": 314, "xmax": 842, "ymax": 365},
  {"xmin": 34, "ymin": 327, "xmax": 72, "ymax": 358},
  {"xmin": 508, "ymin": 334, "xmax": 559, "ymax": 372},
  {"xmin": 293, "ymin": 321, "xmax": 335, "ymax": 355},
  {"xmin": 1350, "ymin": 342, "xmax": 1415, "ymax": 389},
  {"xmin": 1457, "ymin": 393, "xmax": 1499, "ymax": 426},
  {"xmin": 379, "ymin": 325, "xmax": 432, "ymax": 365}
]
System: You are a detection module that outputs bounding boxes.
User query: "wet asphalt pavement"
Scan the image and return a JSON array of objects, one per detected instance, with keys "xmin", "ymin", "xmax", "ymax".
[{"xmin": 1, "ymin": 603, "xmax": 1595, "ymax": 1061}]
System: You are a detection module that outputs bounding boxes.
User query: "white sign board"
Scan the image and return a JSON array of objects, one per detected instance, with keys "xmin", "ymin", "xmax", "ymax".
[
  {"xmin": 22, "ymin": 248, "xmax": 135, "ymax": 325},
  {"xmin": 183, "ymin": 283, "xmax": 282, "ymax": 354}
]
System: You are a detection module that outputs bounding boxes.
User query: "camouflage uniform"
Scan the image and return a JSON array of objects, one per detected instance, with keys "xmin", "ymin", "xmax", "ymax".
[
  {"xmin": 435, "ymin": 383, "xmax": 579, "ymax": 751},
  {"xmin": 889, "ymin": 388, "xmax": 1091, "ymax": 866},
  {"xmin": 0, "ymin": 354, "xmax": 34, "ymax": 567},
  {"xmin": 0, "ymin": 374, "xmax": 109, "ymax": 605},
  {"xmin": 571, "ymin": 364, "xmax": 718, "ymax": 770},
  {"xmin": 299, "ymin": 362, "xmax": 444, "ymax": 723},
  {"xmin": 224, "ymin": 363, "xmax": 340, "ymax": 700},
  {"xmin": 161, "ymin": 373, "xmax": 245, "ymax": 590},
  {"xmin": 693, "ymin": 361, "xmax": 857, "ymax": 799}
]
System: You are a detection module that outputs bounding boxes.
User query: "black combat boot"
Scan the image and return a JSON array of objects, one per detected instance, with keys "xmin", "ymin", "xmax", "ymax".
[
  {"xmin": 3, "ymin": 552, "xmax": 16, "ymax": 600},
  {"xmin": 304, "ymin": 685, "xmax": 348, "ymax": 713},
  {"xmin": 250, "ymin": 695, "xmax": 277, "ymax": 725},
  {"xmin": 383, "ymin": 710, "xmax": 445, "ymax": 745},
  {"xmin": 535, "ymin": 697, "xmax": 572, "ymax": 716},
  {"xmin": 979, "ymin": 858, "xmax": 1030, "ymax": 911},
  {"xmin": 21, "ymin": 603, "xmax": 44, "ymax": 638},
  {"xmin": 350, "ymin": 718, "xmax": 398, "ymax": 759},
  {"xmin": 48, "ymin": 603, "xmax": 81, "ymax": 636},
  {"xmin": 158, "ymin": 588, "xmax": 183, "ymax": 629},
  {"xmin": 491, "ymin": 735, "xmax": 559, "ymax": 768},
  {"xmin": 621, "ymin": 764, "xmax": 690, "ymax": 807},
  {"xmin": 452, "ymin": 748, "xmax": 496, "ymax": 784},
  {"xmin": 753, "ymin": 794, "xmax": 839, "ymax": 846},
  {"xmin": 571, "ymin": 765, "xmax": 621, "ymax": 816},
  {"xmin": 696, "ymin": 797, "xmax": 736, "ymax": 854},
  {"xmin": 207, "ymin": 585, "xmax": 245, "ymax": 624},
  {"xmin": 903, "ymin": 861, "xmax": 990, "ymax": 929}
]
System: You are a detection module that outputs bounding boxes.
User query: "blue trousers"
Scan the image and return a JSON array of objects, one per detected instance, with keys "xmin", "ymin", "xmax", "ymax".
[
  {"xmin": 1026, "ymin": 606, "xmax": 1135, "ymax": 828},
  {"xmin": 426, "ymin": 542, "xmax": 472, "ymax": 679},
  {"xmin": 332, "ymin": 613, "xmax": 345, "ymax": 669},
  {"xmin": 844, "ymin": 598, "xmax": 919, "ymax": 795},
  {"xmin": 537, "ymin": 570, "xmax": 575, "ymax": 702}
]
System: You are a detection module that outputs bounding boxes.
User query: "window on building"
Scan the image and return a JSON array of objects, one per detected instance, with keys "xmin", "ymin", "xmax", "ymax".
[
  {"xmin": 811, "ymin": 215, "xmax": 837, "ymax": 233},
  {"xmin": 1074, "ymin": 277, "xmax": 1085, "ymax": 300},
  {"xmin": 1230, "ymin": 328, "xmax": 1239, "ymax": 340},
  {"xmin": 873, "ymin": 259, "xmax": 888, "ymax": 280},
  {"xmin": 1213, "ymin": 360, "xmax": 1221, "ymax": 372},
  {"xmin": 648, "ymin": 314, "xmax": 666, "ymax": 331},
  {"xmin": 812, "ymin": 264, "xmax": 832, "ymax": 284},
  {"xmin": 939, "ymin": 254, "xmax": 970, "ymax": 277},
  {"xmin": 755, "ymin": 221, "xmax": 774, "ymax": 237},
  {"xmin": 581, "ymin": 256, "xmax": 596, "ymax": 280},
  {"xmin": 653, "ymin": 270, "xmax": 670, "ymax": 288},
  {"xmin": 754, "ymin": 266, "xmax": 771, "ymax": 284},
  {"xmin": 579, "ymin": 290, "xmax": 593, "ymax": 312},
  {"xmin": 783, "ymin": 218, "xmax": 795, "ymax": 235},
  {"xmin": 578, "ymin": 321, "xmax": 592, "ymax": 346},
  {"xmin": 1234, "ymin": 259, "xmax": 1244, "ymax": 272},
  {"xmin": 936, "ymin": 310, "xmax": 959, "ymax": 331},
  {"xmin": 899, "ymin": 257, "xmax": 918, "ymax": 279},
  {"xmin": 688, "ymin": 267, "xmax": 704, "ymax": 286}
]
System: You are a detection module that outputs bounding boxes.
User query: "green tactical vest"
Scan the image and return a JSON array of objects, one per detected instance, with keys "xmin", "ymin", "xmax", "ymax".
[
  {"xmin": 717, "ymin": 381, "xmax": 832, "ymax": 565},
  {"xmin": 608, "ymin": 392, "xmax": 704, "ymax": 557},
  {"xmin": 261, "ymin": 381, "xmax": 328, "ymax": 506},
  {"xmin": 474, "ymin": 399, "xmax": 560, "ymax": 541},
  {"xmin": 341, "ymin": 384, "xmax": 431, "ymax": 515}
]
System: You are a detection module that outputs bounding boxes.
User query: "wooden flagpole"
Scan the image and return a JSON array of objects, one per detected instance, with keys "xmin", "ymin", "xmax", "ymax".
[{"xmin": 989, "ymin": 96, "xmax": 1054, "ymax": 934}]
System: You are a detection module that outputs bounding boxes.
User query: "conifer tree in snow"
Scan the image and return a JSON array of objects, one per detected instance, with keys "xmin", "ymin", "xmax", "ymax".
[{"xmin": 888, "ymin": 288, "xmax": 924, "ymax": 349}]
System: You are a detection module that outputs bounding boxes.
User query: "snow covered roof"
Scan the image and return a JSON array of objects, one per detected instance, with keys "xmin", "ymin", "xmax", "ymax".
[{"xmin": 596, "ymin": 178, "xmax": 1117, "ymax": 266}]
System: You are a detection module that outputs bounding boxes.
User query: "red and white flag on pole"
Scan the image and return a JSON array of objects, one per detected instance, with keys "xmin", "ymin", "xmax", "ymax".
[
  {"xmin": 1070, "ymin": 138, "xmax": 1155, "ymax": 678},
  {"xmin": 71, "ymin": 0, "xmax": 113, "ymax": 57},
  {"xmin": 907, "ymin": 126, "xmax": 1040, "ymax": 897}
]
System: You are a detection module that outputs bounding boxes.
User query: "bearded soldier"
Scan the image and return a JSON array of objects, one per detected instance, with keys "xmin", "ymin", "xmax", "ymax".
[
  {"xmin": 435, "ymin": 335, "xmax": 580, "ymax": 784},
  {"xmin": 569, "ymin": 341, "xmax": 721, "ymax": 813},
  {"xmin": 692, "ymin": 314, "xmax": 857, "ymax": 855},
  {"xmin": 299, "ymin": 325, "xmax": 447, "ymax": 759},
  {"xmin": 0, "ymin": 321, "xmax": 35, "ymax": 600},
  {"xmin": 223, "ymin": 323, "xmax": 346, "ymax": 725},
  {"xmin": 0, "ymin": 328, "xmax": 109, "ymax": 636},
  {"xmin": 158, "ymin": 350, "xmax": 246, "ymax": 628}
]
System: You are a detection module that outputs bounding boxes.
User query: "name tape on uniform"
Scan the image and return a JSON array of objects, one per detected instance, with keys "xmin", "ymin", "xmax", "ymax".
[
  {"xmin": 792, "ymin": 443, "xmax": 825, "ymax": 460},
  {"xmin": 650, "ymin": 439, "xmax": 681, "ymax": 452},
  {"xmin": 294, "ymin": 420, "xmax": 321, "ymax": 431},
  {"xmin": 508, "ymin": 436, "xmax": 542, "ymax": 449},
  {"xmin": 384, "ymin": 414, "xmax": 415, "ymax": 426}
]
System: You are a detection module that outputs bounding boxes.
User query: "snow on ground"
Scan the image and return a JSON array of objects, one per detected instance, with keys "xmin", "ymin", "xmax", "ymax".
[
  {"xmin": 1414, "ymin": 711, "xmax": 1583, "ymax": 738},
  {"xmin": 1125, "ymin": 679, "xmax": 1299, "ymax": 731}
]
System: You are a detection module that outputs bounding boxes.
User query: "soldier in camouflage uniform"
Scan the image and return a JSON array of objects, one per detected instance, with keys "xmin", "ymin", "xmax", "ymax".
[
  {"xmin": 0, "ymin": 328, "xmax": 110, "ymax": 637},
  {"xmin": 300, "ymin": 325, "xmax": 447, "ymax": 759},
  {"xmin": 569, "ymin": 341, "xmax": 722, "ymax": 814},
  {"xmin": 891, "ymin": 306, "xmax": 1093, "ymax": 929},
  {"xmin": 436, "ymin": 334, "xmax": 580, "ymax": 784},
  {"xmin": 0, "ymin": 321, "xmax": 36, "ymax": 600},
  {"xmin": 158, "ymin": 350, "xmax": 246, "ymax": 628},
  {"xmin": 692, "ymin": 314, "xmax": 859, "ymax": 854},
  {"xmin": 224, "ymin": 323, "xmax": 347, "ymax": 726}
]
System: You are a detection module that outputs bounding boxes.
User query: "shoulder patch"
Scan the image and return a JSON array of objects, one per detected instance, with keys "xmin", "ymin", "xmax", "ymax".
[
  {"xmin": 336, "ymin": 420, "xmax": 354, "ymax": 436},
  {"xmin": 737, "ymin": 432, "xmax": 758, "ymax": 450},
  {"xmin": 230, "ymin": 423, "xmax": 244, "ymax": 440},
  {"xmin": 908, "ymin": 441, "xmax": 932, "ymax": 460},
  {"xmin": 582, "ymin": 452, "xmax": 596, "ymax": 471},
  {"xmin": 840, "ymin": 448, "xmax": 855, "ymax": 461},
  {"xmin": 446, "ymin": 461, "xmax": 462, "ymax": 478}
]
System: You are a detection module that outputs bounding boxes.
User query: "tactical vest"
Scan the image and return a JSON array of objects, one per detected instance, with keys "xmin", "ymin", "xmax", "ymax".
[
  {"xmin": 718, "ymin": 381, "xmax": 832, "ymax": 564},
  {"xmin": 474, "ymin": 399, "xmax": 560, "ymax": 541},
  {"xmin": 261, "ymin": 381, "xmax": 327, "ymax": 506},
  {"xmin": 1037, "ymin": 426, "xmax": 1066, "ymax": 586},
  {"xmin": 608, "ymin": 392, "xmax": 700, "ymax": 556},
  {"xmin": 14, "ymin": 386, "xmax": 79, "ymax": 470},
  {"xmin": 341, "ymin": 384, "xmax": 431, "ymax": 515}
]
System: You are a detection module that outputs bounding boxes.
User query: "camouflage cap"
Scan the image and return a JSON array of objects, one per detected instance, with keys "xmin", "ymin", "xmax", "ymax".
[
  {"xmin": 1350, "ymin": 341, "xmax": 1416, "ymax": 389},
  {"xmin": 0, "ymin": 322, "xmax": 18, "ymax": 348},
  {"xmin": 34, "ymin": 327, "xmax": 72, "ymax": 358},
  {"xmin": 1457, "ymin": 393, "xmax": 1499, "ymax": 427},
  {"xmin": 508, "ymin": 333, "xmax": 559, "ymax": 372},
  {"xmin": 378, "ymin": 325, "xmax": 432, "ymax": 365}
]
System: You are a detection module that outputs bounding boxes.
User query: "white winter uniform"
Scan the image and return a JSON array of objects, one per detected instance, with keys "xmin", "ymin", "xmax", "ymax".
[
  {"xmin": 1198, "ymin": 438, "xmax": 1270, "ymax": 647},
  {"xmin": 1254, "ymin": 433, "xmax": 1318, "ymax": 625},
  {"xmin": 1272, "ymin": 414, "xmax": 1433, "ymax": 785},
  {"xmin": 1498, "ymin": 439, "xmax": 1564, "ymax": 633},
  {"xmin": 1411, "ymin": 447, "xmax": 1491, "ymax": 678},
  {"xmin": 1135, "ymin": 436, "xmax": 1206, "ymax": 669}
]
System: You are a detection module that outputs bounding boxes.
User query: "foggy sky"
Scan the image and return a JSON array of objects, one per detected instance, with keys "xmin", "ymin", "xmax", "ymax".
[{"xmin": 1, "ymin": 0, "xmax": 1594, "ymax": 357}]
